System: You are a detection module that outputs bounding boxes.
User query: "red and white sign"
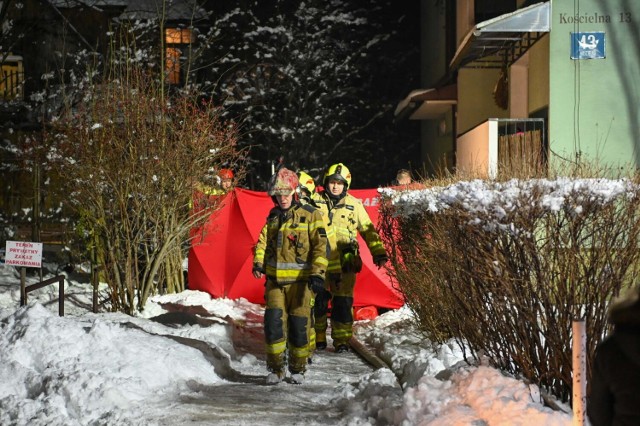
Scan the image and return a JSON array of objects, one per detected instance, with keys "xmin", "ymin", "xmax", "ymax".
[{"xmin": 5, "ymin": 241, "xmax": 43, "ymax": 268}]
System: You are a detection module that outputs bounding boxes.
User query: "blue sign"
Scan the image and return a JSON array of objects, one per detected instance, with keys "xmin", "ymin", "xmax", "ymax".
[{"xmin": 571, "ymin": 32, "xmax": 605, "ymax": 59}]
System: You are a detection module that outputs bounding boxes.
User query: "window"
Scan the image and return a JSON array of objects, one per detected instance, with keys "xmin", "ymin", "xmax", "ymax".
[
  {"xmin": 166, "ymin": 48, "xmax": 181, "ymax": 85},
  {"xmin": 164, "ymin": 28, "xmax": 192, "ymax": 85},
  {"xmin": 166, "ymin": 28, "xmax": 192, "ymax": 44},
  {"xmin": 475, "ymin": 0, "xmax": 516, "ymax": 23},
  {"xmin": 0, "ymin": 53, "xmax": 24, "ymax": 100}
]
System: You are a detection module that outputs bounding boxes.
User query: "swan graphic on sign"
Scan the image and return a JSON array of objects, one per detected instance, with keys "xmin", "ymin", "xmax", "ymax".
[{"xmin": 571, "ymin": 32, "xmax": 605, "ymax": 59}]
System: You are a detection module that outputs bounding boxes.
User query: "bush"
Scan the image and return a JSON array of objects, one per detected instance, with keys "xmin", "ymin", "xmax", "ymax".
[
  {"xmin": 380, "ymin": 177, "xmax": 640, "ymax": 401},
  {"xmin": 46, "ymin": 66, "xmax": 241, "ymax": 314}
]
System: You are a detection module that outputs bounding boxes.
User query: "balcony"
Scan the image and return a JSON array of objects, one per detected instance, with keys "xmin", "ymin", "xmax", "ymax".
[
  {"xmin": 456, "ymin": 118, "xmax": 546, "ymax": 178},
  {"xmin": 0, "ymin": 54, "xmax": 24, "ymax": 101}
]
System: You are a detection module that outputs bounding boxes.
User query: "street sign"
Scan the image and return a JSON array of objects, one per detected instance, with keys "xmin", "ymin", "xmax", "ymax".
[
  {"xmin": 5, "ymin": 241, "xmax": 43, "ymax": 268},
  {"xmin": 571, "ymin": 32, "xmax": 605, "ymax": 59}
]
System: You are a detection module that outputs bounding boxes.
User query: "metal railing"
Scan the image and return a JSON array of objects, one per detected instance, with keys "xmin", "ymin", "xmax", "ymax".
[
  {"xmin": 456, "ymin": 117, "xmax": 547, "ymax": 178},
  {"xmin": 91, "ymin": 263, "xmax": 103, "ymax": 313},
  {"xmin": 0, "ymin": 69, "xmax": 24, "ymax": 100},
  {"xmin": 495, "ymin": 118, "xmax": 545, "ymax": 138},
  {"xmin": 17, "ymin": 266, "xmax": 104, "ymax": 316},
  {"xmin": 20, "ymin": 271, "xmax": 66, "ymax": 316},
  {"xmin": 496, "ymin": 118, "xmax": 547, "ymax": 174}
]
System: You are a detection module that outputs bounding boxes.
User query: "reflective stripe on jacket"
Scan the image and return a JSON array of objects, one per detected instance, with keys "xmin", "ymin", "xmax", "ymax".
[{"xmin": 254, "ymin": 203, "xmax": 328, "ymax": 284}]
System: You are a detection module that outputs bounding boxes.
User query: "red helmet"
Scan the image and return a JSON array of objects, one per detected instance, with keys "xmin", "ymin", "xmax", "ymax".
[
  {"xmin": 218, "ymin": 169, "xmax": 234, "ymax": 180},
  {"xmin": 268, "ymin": 168, "xmax": 299, "ymax": 196}
]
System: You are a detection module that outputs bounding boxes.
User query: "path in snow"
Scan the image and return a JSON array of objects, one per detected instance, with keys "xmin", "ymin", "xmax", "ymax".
[
  {"xmin": 148, "ymin": 310, "xmax": 402, "ymax": 426},
  {"xmin": 174, "ymin": 350, "xmax": 378, "ymax": 425}
]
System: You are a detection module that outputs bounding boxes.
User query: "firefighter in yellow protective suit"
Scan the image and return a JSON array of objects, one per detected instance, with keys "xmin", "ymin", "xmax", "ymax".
[
  {"xmin": 312, "ymin": 163, "xmax": 388, "ymax": 353},
  {"xmin": 296, "ymin": 171, "xmax": 338, "ymax": 356},
  {"xmin": 253, "ymin": 168, "xmax": 329, "ymax": 384},
  {"xmin": 191, "ymin": 168, "xmax": 235, "ymax": 210}
]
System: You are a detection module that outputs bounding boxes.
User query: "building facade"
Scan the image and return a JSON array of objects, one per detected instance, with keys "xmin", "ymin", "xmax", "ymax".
[{"xmin": 397, "ymin": 0, "xmax": 640, "ymax": 177}]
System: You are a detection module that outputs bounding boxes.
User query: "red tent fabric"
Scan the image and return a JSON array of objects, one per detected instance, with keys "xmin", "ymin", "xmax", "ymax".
[{"xmin": 188, "ymin": 188, "xmax": 404, "ymax": 309}]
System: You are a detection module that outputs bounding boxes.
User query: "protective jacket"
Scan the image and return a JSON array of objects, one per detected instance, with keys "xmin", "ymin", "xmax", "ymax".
[
  {"xmin": 253, "ymin": 202, "xmax": 328, "ymax": 284},
  {"xmin": 190, "ymin": 184, "xmax": 227, "ymax": 210},
  {"xmin": 300, "ymin": 195, "xmax": 337, "ymax": 256},
  {"xmin": 312, "ymin": 192, "xmax": 385, "ymax": 274},
  {"xmin": 195, "ymin": 182, "xmax": 228, "ymax": 196}
]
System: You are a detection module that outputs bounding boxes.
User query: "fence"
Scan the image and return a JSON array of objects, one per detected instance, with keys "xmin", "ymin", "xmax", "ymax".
[
  {"xmin": 497, "ymin": 118, "xmax": 546, "ymax": 174},
  {"xmin": 20, "ymin": 271, "xmax": 66, "ymax": 316},
  {"xmin": 456, "ymin": 118, "xmax": 547, "ymax": 178},
  {"xmin": 0, "ymin": 68, "xmax": 24, "ymax": 100},
  {"xmin": 17, "ymin": 268, "xmax": 106, "ymax": 315}
]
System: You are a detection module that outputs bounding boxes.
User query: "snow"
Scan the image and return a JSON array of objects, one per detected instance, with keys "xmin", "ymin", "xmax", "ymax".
[
  {"xmin": 380, "ymin": 177, "xmax": 637, "ymax": 218},
  {"xmin": 0, "ymin": 263, "xmax": 572, "ymax": 425},
  {"xmin": 8, "ymin": 164, "xmax": 625, "ymax": 425}
]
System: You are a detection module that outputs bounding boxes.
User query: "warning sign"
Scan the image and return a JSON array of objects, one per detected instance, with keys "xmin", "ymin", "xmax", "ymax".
[{"xmin": 5, "ymin": 241, "xmax": 43, "ymax": 268}]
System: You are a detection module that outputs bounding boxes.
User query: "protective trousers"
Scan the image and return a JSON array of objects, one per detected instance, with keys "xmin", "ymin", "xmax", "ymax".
[
  {"xmin": 309, "ymin": 309, "xmax": 317, "ymax": 353},
  {"xmin": 264, "ymin": 280, "xmax": 314, "ymax": 374},
  {"xmin": 314, "ymin": 272, "xmax": 356, "ymax": 348}
]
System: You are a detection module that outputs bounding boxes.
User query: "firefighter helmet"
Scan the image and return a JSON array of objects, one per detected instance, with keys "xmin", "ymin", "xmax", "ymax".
[
  {"xmin": 218, "ymin": 168, "xmax": 234, "ymax": 180},
  {"xmin": 268, "ymin": 168, "xmax": 299, "ymax": 196},
  {"xmin": 324, "ymin": 163, "xmax": 351, "ymax": 189},
  {"xmin": 297, "ymin": 171, "xmax": 316, "ymax": 196}
]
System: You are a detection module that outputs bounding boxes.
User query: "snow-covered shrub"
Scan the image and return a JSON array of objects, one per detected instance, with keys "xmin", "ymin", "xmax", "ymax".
[
  {"xmin": 379, "ymin": 177, "xmax": 640, "ymax": 402},
  {"xmin": 46, "ymin": 59, "xmax": 242, "ymax": 315}
]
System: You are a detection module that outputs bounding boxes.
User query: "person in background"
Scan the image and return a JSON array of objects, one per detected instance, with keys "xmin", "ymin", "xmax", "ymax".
[
  {"xmin": 312, "ymin": 162, "xmax": 388, "ymax": 353},
  {"xmin": 395, "ymin": 169, "xmax": 412, "ymax": 186},
  {"xmin": 252, "ymin": 167, "xmax": 328, "ymax": 384},
  {"xmin": 191, "ymin": 168, "xmax": 234, "ymax": 211},
  {"xmin": 218, "ymin": 168, "xmax": 234, "ymax": 193},
  {"xmin": 588, "ymin": 286, "xmax": 640, "ymax": 425},
  {"xmin": 297, "ymin": 171, "xmax": 317, "ymax": 202}
]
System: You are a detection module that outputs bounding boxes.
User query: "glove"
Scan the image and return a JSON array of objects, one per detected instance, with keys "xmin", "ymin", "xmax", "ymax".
[
  {"xmin": 252, "ymin": 263, "xmax": 265, "ymax": 278},
  {"xmin": 341, "ymin": 252, "xmax": 355, "ymax": 273},
  {"xmin": 341, "ymin": 251, "xmax": 363, "ymax": 273},
  {"xmin": 373, "ymin": 254, "xmax": 388, "ymax": 269},
  {"xmin": 308, "ymin": 276, "xmax": 325, "ymax": 294}
]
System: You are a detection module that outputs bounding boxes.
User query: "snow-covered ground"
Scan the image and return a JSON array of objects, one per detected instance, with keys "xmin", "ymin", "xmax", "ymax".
[{"xmin": 0, "ymin": 262, "xmax": 572, "ymax": 425}]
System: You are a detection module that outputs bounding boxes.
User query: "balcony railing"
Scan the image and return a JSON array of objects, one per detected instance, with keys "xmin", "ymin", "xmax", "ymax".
[
  {"xmin": 1, "ymin": 54, "xmax": 25, "ymax": 100},
  {"xmin": 456, "ymin": 118, "xmax": 546, "ymax": 178},
  {"xmin": 0, "ymin": 69, "xmax": 24, "ymax": 100}
]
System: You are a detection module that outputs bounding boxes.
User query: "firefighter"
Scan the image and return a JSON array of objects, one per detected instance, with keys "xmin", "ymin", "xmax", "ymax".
[
  {"xmin": 195, "ymin": 168, "xmax": 234, "ymax": 196},
  {"xmin": 217, "ymin": 168, "xmax": 234, "ymax": 193},
  {"xmin": 296, "ymin": 170, "xmax": 319, "ymax": 357},
  {"xmin": 297, "ymin": 171, "xmax": 316, "ymax": 200},
  {"xmin": 312, "ymin": 163, "xmax": 388, "ymax": 353},
  {"xmin": 252, "ymin": 167, "xmax": 328, "ymax": 384},
  {"xmin": 296, "ymin": 170, "xmax": 337, "ymax": 358},
  {"xmin": 191, "ymin": 168, "xmax": 234, "ymax": 211}
]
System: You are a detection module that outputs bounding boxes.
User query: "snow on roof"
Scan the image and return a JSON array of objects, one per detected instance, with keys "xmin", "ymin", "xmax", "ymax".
[{"xmin": 50, "ymin": 0, "xmax": 208, "ymax": 21}]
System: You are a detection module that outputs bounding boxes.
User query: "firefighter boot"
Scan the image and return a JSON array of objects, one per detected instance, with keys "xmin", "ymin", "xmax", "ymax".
[
  {"xmin": 266, "ymin": 352, "xmax": 286, "ymax": 385},
  {"xmin": 266, "ymin": 370, "xmax": 285, "ymax": 385},
  {"xmin": 290, "ymin": 373, "xmax": 304, "ymax": 385},
  {"xmin": 316, "ymin": 330, "xmax": 327, "ymax": 350}
]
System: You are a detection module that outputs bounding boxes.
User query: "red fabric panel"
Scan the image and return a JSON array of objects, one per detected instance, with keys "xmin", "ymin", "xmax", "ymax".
[{"xmin": 188, "ymin": 188, "xmax": 404, "ymax": 309}]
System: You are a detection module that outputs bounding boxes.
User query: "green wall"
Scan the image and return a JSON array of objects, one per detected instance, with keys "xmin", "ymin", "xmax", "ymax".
[{"xmin": 549, "ymin": 0, "xmax": 640, "ymax": 169}]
